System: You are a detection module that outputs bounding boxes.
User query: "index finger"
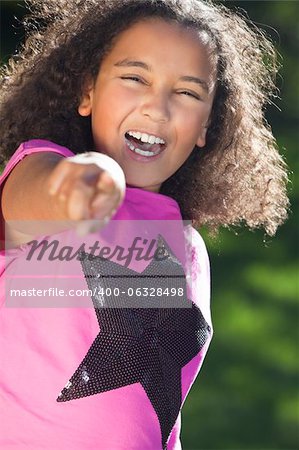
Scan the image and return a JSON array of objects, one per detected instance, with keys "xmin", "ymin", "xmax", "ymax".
[{"xmin": 48, "ymin": 160, "xmax": 73, "ymax": 195}]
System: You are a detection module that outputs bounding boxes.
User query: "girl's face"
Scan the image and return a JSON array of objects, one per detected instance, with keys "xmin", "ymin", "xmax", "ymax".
[{"xmin": 79, "ymin": 19, "xmax": 216, "ymax": 192}]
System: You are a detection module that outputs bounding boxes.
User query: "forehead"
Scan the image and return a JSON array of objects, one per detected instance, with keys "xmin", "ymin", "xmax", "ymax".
[{"xmin": 103, "ymin": 18, "xmax": 216, "ymax": 83}]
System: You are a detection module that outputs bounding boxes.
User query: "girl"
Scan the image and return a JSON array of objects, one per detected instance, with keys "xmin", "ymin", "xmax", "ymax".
[{"xmin": 0, "ymin": 0, "xmax": 289, "ymax": 449}]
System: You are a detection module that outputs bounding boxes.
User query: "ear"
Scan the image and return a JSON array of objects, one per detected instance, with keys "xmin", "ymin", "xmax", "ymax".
[
  {"xmin": 196, "ymin": 125, "xmax": 208, "ymax": 148},
  {"xmin": 78, "ymin": 79, "xmax": 94, "ymax": 117}
]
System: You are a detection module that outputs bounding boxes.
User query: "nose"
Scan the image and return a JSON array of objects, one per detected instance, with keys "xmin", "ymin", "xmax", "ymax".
[{"xmin": 140, "ymin": 91, "xmax": 170, "ymax": 123}]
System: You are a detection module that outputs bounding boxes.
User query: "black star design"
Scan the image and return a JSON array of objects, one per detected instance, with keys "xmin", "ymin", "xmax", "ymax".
[{"xmin": 57, "ymin": 235, "xmax": 211, "ymax": 449}]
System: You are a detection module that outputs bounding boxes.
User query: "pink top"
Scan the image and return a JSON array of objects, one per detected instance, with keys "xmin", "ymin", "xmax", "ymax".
[{"xmin": 0, "ymin": 140, "xmax": 212, "ymax": 450}]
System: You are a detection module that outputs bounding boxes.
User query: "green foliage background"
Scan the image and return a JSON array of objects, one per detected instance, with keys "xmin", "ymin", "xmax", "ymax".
[{"xmin": 1, "ymin": 1, "xmax": 298, "ymax": 449}]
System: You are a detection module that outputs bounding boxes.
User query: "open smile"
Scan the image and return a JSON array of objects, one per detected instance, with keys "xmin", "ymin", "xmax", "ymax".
[{"xmin": 124, "ymin": 130, "xmax": 167, "ymax": 158}]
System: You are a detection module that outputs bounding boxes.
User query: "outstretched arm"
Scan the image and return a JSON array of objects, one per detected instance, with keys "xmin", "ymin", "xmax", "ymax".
[{"xmin": 1, "ymin": 151, "xmax": 125, "ymax": 245}]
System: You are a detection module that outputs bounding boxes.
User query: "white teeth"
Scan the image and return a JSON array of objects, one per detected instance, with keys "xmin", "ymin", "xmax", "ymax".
[
  {"xmin": 127, "ymin": 131, "xmax": 165, "ymax": 145},
  {"xmin": 128, "ymin": 142, "xmax": 135, "ymax": 151},
  {"xmin": 126, "ymin": 139, "xmax": 156, "ymax": 157},
  {"xmin": 135, "ymin": 148, "xmax": 155, "ymax": 157}
]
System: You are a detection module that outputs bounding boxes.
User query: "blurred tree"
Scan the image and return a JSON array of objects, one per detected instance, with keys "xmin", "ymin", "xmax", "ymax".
[{"xmin": 0, "ymin": 1, "xmax": 298, "ymax": 449}]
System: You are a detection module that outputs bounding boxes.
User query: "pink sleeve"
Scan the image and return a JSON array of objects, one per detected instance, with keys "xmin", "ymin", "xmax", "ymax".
[{"xmin": 0, "ymin": 139, "xmax": 74, "ymax": 188}]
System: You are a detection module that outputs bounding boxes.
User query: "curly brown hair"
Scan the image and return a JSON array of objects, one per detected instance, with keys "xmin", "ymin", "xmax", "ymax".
[{"xmin": 0, "ymin": 0, "xmax": 289, "ymax": 235}]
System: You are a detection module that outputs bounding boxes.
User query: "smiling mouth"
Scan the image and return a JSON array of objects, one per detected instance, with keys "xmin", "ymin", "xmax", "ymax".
[{"xmin": 125, "ymin": 131, "xmax": 166, "ymax": 157}]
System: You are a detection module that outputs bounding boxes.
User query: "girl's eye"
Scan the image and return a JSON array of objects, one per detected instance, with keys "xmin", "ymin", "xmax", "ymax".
[
  {"xmin": 178, "ymin": 90, "xmax": 201, "ymax": 101},
  {"xmin": 120, "ymin": 75, "xmax": 146, "ymax": 84}
]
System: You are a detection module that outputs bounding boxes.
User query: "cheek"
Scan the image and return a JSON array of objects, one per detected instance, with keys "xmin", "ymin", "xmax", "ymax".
[
  {"xmin": 99, "ymin": 83, "xmax": 138, "ymax": 116},
  {"xmin": 175, "ymin": 111, "xmax": 200, "ymax": 144},
  {"xmin": 96, "ymin": 91, "xmax": 138, "ymax": 145},
  {"xmin": 175, "ymin": 104, "xmax": 210, "ymax": 146}
]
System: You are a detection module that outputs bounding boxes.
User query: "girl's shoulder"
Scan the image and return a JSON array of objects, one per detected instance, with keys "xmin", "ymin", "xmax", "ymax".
[
  {"xmin": 0, "ymin": 139, "xmax": 74, "ymax": 186},
  {"xmin": 0, "ymin": 139, "xmax": 74, "ymax": 248}
]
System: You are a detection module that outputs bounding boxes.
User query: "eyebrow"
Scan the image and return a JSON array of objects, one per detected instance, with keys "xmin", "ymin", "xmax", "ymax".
[
  {"xmin": 114, "ymin": 59, "xmax": 210, "ymax": 92},
  {"xmin": 115, "ymin": 59, "xmax": 150, "ymax": 71},
  {"xmin": 180, "ymin": 76, "xmax": 209, "ymax": 93}
]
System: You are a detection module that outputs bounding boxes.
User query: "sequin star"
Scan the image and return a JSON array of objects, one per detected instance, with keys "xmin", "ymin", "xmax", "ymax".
[{"xmin": 57, "ymin": 235, "xmax": 211, "ymax": 449}]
